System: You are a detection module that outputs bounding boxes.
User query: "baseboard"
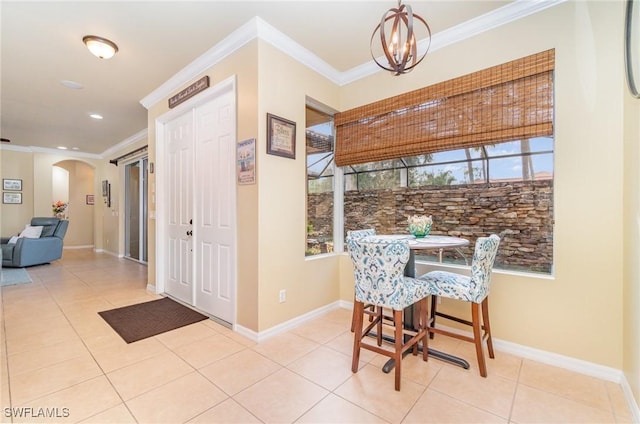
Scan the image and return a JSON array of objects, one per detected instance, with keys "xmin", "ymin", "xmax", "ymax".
[
  {"xmin": 620, "ymin": 375, "xmax": 640, "ymax": 423},
  {"xmin": 93, "ymin": 249, "xmax": 122, "ymax": 258},
  {"xmin": 146, "ymin": 284, "xmax": 157, "ymax": 294},
  {"xmin": 64, "ymin": 245, "xmax": 94, "ymax": 250},
  {"xmin": 234, "ymin": 301, "xmax": 342, "ymax": 343}
]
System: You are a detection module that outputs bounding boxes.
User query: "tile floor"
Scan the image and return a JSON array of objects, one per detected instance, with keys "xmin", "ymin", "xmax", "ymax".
[{"xmin": 0, "ymin": 249, "xmax": 634, "ymax": 423}]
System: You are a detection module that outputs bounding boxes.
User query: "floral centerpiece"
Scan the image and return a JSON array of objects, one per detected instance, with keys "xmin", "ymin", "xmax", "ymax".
[
  {"xmin": 52, "ymin": 200, "xmax": 68, "ymax": 218},
  {"xmin": 407, "ymin": 214, "xmax": 432, "ymax": 238}
]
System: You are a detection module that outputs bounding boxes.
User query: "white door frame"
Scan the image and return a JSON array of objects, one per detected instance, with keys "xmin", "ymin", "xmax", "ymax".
[{"xmin": 155, "ymin": 75, "xmax": 237, "ymax": 325}]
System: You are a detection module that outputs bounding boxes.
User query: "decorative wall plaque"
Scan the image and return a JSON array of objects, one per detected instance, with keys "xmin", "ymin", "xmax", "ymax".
[{"xmin": 168, "ymin": 76, "xmax": 210, "ymax": 108}]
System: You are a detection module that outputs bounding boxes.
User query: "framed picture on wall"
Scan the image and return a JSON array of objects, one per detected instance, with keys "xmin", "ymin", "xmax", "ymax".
[
  {"xmin": 3, "ymin": 192, "xmax": 22, "ymax": 204},
  {"xmin": 237, "ymin": 138, "xmax": 256, "ymax": 185},
  {"xmin": 102, "ymin": 180, "xmax": 109, "ymax": 197},
  {"xmin": 267, "ymin": 113, "xmax": 296, "ymax": 159},
  {"xmin": 86, "ymin": 195, "xmax": 95, "ymax": 205},
  {"xmin": 3, "ymin": 179, "xmax": 22, "ymax": 191}
]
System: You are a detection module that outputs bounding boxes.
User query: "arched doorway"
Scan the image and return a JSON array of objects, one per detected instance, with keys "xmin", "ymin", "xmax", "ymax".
[{"xmin": 52, "ymin": 160, "xmax": 95, "ymax": 248}]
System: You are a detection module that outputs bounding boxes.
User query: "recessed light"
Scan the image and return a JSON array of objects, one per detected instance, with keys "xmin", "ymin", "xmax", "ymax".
[
  {"xmin": 89, "ymin": 113, "xmax": 103, "ymax": 120},
  {"xmin": 60, "ymin": 80, "xmax": 84, "ymax": 90},
  {"xmin": 72, "ymin": 147, "xmax": 80, "ymax": 151},
  {"xmin": 57, "ymin": 146, "xmax": 68, "ymax": 150}
]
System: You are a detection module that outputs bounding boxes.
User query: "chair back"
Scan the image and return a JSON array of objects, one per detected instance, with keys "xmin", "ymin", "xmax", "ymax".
[
  {"xmin": 469, "ymin": 234, "xmax": 501, "ymax": 302},
  {"xmin": 347, "ymin": 238, "xmax": 412, "ymax": 310},
  {"xmin": 346, "ymin": 228, "xmax": 376, "ymax": 242}
]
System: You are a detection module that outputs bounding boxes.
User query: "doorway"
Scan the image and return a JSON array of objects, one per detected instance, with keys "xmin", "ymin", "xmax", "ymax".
[
  {"xmin": 125, "ymin": 157, "xmax": 148, "ymax": 263},
  {"xmin": 156, "ymin": 76, "xmax": 237, "ymax": 325}
]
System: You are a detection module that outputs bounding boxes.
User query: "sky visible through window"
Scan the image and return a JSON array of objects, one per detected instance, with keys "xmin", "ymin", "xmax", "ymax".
[{"xmin": 307, "ymin": 128, "xmax": 553, "ymax": 182}]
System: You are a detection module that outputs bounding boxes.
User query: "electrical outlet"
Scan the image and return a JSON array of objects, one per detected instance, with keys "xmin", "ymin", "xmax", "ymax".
[{"xmin": 279, "ymin": 289, "xmax": 286, "ymax": 303}]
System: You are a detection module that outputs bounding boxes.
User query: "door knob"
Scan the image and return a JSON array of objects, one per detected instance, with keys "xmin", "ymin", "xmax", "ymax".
[{"xmin": 186, "ymin": 230, "xmax": 193, "ymax": 236}]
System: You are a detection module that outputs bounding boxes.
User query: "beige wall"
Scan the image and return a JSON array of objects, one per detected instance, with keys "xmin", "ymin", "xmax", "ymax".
[
  {"xmin": 0, "ymin": 146, "xmax": 142, "ymax": 255},
  {"xmin": 623, "ymin": 48, "xmax": 640, "ymax": 405},
  {"xmin": 55, "ymin": 160, "xmax": 94, "ymax": 246},
  {"xmin": 256, "ymin": 40, "xmax": 341, "ymax": 330},
  {"xmin": 145, "ymin": 39, "xmax": 342, "ymax": 332},
  {"xmin": 339, "ymin": 1, "xmax": 628, "ymax": 371},
  {"xmin": 0, "ymin": 149, "xmax": 34, "ymax": 236}
]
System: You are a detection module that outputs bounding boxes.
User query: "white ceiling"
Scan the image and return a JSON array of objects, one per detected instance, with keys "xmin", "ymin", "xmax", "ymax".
[{"xmin": 1, "ymin": 1, "xmax": 524, "ymax": 156}]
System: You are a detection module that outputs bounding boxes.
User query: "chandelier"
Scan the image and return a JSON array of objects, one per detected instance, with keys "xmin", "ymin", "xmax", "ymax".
[{"xmin": 370, "ymin": 0, "xmax": 431, "ymax": 75}]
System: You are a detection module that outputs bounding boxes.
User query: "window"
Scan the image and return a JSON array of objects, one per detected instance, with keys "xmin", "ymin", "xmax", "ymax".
[
  {"xmin": 336, "ymin": 50, "xmax": 555, "ymax": 275},
  {"xmin": 342, "ymin": 137, "xmax": 554, "ymax": 274},
  {"xmin": 306, "ymin": 104, "xmax": 335, "ymax": 256}
]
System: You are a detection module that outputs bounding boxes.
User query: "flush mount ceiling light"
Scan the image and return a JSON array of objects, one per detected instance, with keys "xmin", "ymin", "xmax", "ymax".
[
  {"xmin": 82, "ymin": 35, "xmax": 118, "ymax": 59},
  {"xmin": 370, "ymin": 0, "xmax": 431, "ymax": 75},
  {"xmin": 89, "ymin": 113, "xmax": 103, "ymax": 120}
]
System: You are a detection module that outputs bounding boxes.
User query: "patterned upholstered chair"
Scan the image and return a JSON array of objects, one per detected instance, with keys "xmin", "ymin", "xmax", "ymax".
[
  {"xmin": 419, "ymin": 234, "xmax": 500, "ymax": 377},
  {"xmin": 346, "ymin": 229, "xmax": 378, "ymax": 332},
  {"xmin": 347, "ymin": 237, "xmax": 430, "ymax": 391}
]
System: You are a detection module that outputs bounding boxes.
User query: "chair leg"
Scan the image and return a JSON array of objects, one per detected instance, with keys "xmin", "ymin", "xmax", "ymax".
[
  {"xmin": 429, "ymin": 295, "xmax": 437, "ymax": 339},
  {"xmin": 471, "ymin": 303, "xmax": 487, "ymax": 377},
  {"xmin": 352, "ymin": 301, "xmax": 365, "ymax": 373},
  {"xmin": 420, "ymin": 298, "xmax": 428, "ymax": 362},
  {"xmin": 350, "ymin": 297, "xmax": 358, "ymax": 332},
  {"xmin": 481, "ymin": 297, "xmax": 495, "ymax": 359},
  {"xmin": 393, "ymin": 309, "xmax": 403, "ymax": 391},
  {"xmin": 373, "ymin": 306, "xmax": 384, "ymax": 346}
]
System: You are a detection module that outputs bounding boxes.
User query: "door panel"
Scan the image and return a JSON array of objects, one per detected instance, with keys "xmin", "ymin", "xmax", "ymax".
[
  {"xmin": 165, "ymin": 111, "xmax": 194, "ymax": 304},
  {"xmin": 194, "ymin": 89, "xmax": 236, "ymax": 323}
]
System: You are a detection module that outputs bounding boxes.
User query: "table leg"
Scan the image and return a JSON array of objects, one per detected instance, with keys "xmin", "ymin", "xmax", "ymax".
[{"xmin": 380, "ymin": 249, "xmax": 470, "ymax": 373}]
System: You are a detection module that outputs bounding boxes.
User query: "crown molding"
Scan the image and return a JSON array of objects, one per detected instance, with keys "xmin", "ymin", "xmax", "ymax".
[
  {"xmin": 0, "ymin": 143, "xmax": 102, "ymax": 159},
  {"xmin": 256, "ymin": 17, "xmax": 343, "ymax": 85},
  {"xmin": 340, "ymin": 0, "xmax": 567, "ymax": 84},
  {"xmin": 140, "ymin": 0, "xmax": 567, "ymax": 108},
  {"xmin": 140, "ymin": 18, "xmax": 259, "ymax": 109},
  {"xmin": 100, "ymin": 128, "xmax": 148, "ymax": 158}
]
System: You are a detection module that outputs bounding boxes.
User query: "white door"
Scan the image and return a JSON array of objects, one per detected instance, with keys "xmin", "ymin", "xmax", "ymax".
[
  {"xmin": 165, "ymin": 111, "xmax": 194, "ymax": 304},
  {"xmin": 161, "ymin": 80, "xmax": 236, "ymax": 324},
  {"xmin": 193, "ymin": 89, "xmax": 236, "ymax": 323}
]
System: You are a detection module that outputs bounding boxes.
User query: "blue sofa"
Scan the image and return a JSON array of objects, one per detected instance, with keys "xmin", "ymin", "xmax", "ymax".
[{"xmin": 1, "ymin": 217, "xmax": 69, "ymax": 268}]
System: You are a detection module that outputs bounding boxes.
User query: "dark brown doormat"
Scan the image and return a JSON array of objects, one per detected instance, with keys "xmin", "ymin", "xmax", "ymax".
[{"xmin": 98, "ymin": 297, "xmax": 208, "ymax": 343}]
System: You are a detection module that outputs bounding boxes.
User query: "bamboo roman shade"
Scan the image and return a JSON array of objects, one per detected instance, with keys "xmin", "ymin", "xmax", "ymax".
[{"xmin": 335, "ymin": 49, "xmax": 555, "ymax": 167}]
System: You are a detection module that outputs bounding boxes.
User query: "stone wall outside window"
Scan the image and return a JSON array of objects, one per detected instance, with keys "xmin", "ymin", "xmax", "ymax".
[{"xmin": 307, "ymin": 180, "xmax": 553, "ymax": 273}]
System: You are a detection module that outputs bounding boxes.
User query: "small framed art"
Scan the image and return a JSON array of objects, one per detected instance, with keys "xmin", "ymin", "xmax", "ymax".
[
  {"xmin": 86, "ymin": 195, "xmax": 95, "ymax": 205},
  {"xmin": 3, "ymin": 192, "xmax": 22, "ymax": 204},
  {"xmin": 267, "ymin": 113, "xmax": 296, "ymax": 159},
  {"xmin": 3, "ymin": 179, "xmax": 22, "ymax": 191},
  {"xmin": 237, "ymin": 138, "xmax": 256, "ymax": 185}
]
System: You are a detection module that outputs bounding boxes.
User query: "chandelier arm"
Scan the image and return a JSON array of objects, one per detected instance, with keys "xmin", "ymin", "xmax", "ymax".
[{"xmin": 401, "ymin": 14, "xmax": 431, "ymax": 73}]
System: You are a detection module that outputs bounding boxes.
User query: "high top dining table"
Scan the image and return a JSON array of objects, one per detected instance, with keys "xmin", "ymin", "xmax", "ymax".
[{"xmin": 365, "ymin": 234, "xmax": 471, "ymax": 372}]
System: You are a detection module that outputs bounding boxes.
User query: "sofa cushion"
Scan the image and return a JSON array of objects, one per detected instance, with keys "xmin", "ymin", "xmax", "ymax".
[
  {"xmin": 31, "ymin": 217, "xmax": 59, "ymax": 237},
  {"xmin": 40, "ymin": 224, "xmax": 57, "ymax": 237},
  {"xmin": 19, "ymin": 225, "xmax": 43, "ymax": 239}
]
